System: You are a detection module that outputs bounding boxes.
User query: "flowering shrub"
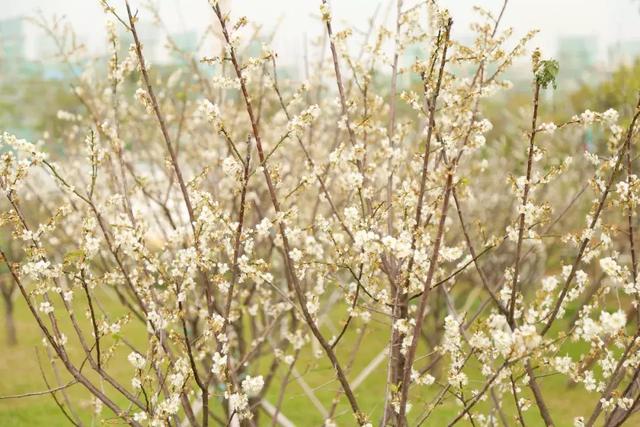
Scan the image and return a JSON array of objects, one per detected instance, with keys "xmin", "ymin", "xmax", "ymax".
[{"xmin": 1, "ymin": 0, "xmax": 640, "ymax": 426}]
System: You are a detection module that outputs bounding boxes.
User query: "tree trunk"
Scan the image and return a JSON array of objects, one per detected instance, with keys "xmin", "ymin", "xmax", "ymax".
[{"xmin": 1, "ymin": 291, "xmax": 17, "ymax": 346}]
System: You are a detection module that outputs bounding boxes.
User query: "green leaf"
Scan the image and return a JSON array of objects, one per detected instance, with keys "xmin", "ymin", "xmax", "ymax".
[{"xmin": 535, "ymin": 59, "xmax": 560, "ymax": 90}]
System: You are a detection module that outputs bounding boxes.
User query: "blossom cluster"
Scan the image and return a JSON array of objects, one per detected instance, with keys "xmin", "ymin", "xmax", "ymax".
[{"xmin": 1, "ymin": 1, "xmax": 640, "ymax": 426}]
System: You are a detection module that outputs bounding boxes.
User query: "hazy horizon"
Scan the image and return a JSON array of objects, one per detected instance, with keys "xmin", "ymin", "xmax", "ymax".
[{"xmin": 2, "ymin": 0, "xmax": 640, "ymax": 68}]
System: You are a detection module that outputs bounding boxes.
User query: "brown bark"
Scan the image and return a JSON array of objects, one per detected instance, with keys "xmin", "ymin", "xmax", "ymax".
[
  {"xmin": 1, "ymin": 282, "xmax": 17, "ymax": 346},
  {"xmin": 2, "ymin": 294, "xmax": 17, "ymax": 346}
]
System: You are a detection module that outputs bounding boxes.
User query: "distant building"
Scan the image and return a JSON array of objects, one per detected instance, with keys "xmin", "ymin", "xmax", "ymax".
[
  {"xmin": 607, "ymin": 40, "xmax": 640, "ymax": 68},
  {"xmin": 0, "ymin": 18, "xmax": 26, "ymax": 72},
  {"xmin": 173, "ymin": 31, "xmax": 197, "ymax": 53},
  {"xmin": 35, "ymin": 34, "xmax": 59, "ymax": 61},
  {"xmin": 169, "ymin": 31, "xmax": 198, "ymax": 63},
  {"xmin": 555, "ymin": 36, "xmax": 597, "ymax": 88},
  {"xmin": 397, "ymin": 43, "xmax": 425, "ymax": 89},
  {"xmin": 118, "ymin": 22, "xmax": 162, "ymax": 63}
]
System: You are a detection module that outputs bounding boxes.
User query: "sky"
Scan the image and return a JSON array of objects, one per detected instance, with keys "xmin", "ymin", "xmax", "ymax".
[{"xmin": 2, "ymin": 0, "xmax": 640, "ymax": 67}]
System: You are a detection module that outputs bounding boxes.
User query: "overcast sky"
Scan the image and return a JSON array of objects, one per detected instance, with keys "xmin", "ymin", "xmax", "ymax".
[{"xmin": 3, "ymin": 0, "xmax": 640, "ymax": 66}]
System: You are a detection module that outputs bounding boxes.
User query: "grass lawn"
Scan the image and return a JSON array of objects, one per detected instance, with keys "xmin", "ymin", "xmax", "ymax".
[{"xmin": 0, "ymin": 292, "xmax": 635, "ymax": 426}]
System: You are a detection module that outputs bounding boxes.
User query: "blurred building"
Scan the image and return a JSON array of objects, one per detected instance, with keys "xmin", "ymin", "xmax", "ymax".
[
  {"xmin": 0, "ymin": 17, "xmax": 26, "ymax": 73},
  {"xmin": 607, "ymin": 40, "xmax": 640, "ymax": 68},
  {"xmin": 397, "ymin": 43, "xmax": 426, "ymax": 89},
  {"xmin": 169, "ymin": 30, "xmax": 198, "ymax": 63},
  {"xmin": 118, "ymin": 22, "xmax": 162, "ymax": 63},
  {"xmin": 555, "ymin": 36, "xmax": 597, "ymax": 88}
]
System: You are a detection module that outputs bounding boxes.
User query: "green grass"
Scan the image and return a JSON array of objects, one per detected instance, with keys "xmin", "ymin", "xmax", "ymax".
[
  {"xmin": 0, "ymin": 297, "xmax": 90, "ymax": 427},
  {"xmin": 0, "ymin": 294, "xmax": 636, "ymax": 426},
  {"xmin": 0, "ymin": 292, "xmax": 151, "ymax": 426}
]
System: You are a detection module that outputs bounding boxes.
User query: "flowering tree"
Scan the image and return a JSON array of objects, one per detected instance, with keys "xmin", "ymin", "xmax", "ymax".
[{"xmin": 1, "ymin": 0, "xmax": 640, "ymax": 426}]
